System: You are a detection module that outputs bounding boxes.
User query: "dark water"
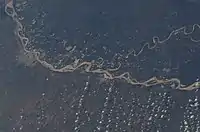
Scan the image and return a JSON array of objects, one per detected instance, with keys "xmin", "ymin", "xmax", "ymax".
[{"xmin": 1, "ymin": 0, "xmax": 200, "ymax": 132}]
